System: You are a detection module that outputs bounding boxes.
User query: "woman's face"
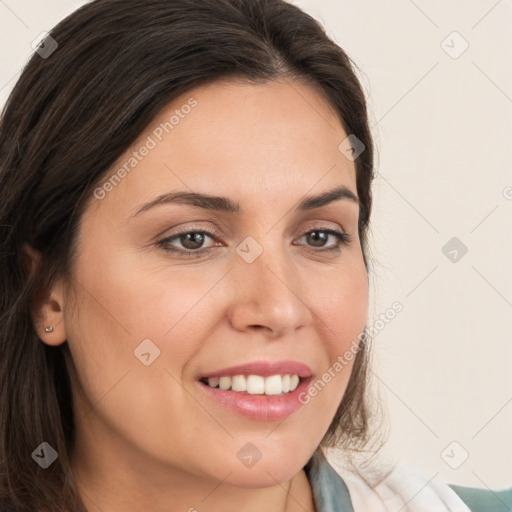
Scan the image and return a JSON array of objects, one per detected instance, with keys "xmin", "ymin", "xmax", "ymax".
[{"xmin": 58, "ymin": 79, "xmax": 368, "ymax": 488}]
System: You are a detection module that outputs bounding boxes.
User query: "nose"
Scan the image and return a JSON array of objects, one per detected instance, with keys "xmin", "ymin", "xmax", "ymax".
[{"xmin": 227, "ymin": 241, "xmax": 314, "ymax": 338}]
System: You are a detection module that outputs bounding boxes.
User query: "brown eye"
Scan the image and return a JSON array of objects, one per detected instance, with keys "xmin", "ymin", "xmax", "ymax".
[
  {"xmin": 157, "ymin": 230, "xmax": 218, "ymax": 256},
  {"xmin": 295, "ymin": 228, "xmax": 351, "ymax": 253},
  {"xmin": 305, "ymin": 231, "xmax": 329, "ymax": 247},
  {"xmin": 157, "ymin": 227, "xmax": 351, "ymax": 258},
  {"xmin": 178, "ymin": 232, "xmax": 208, "ymax": 250}
]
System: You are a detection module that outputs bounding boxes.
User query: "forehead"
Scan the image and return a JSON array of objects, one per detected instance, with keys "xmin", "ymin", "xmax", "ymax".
[{"xmin": 87, "ymin": 79, "xmax": 357, "ymax": 218}]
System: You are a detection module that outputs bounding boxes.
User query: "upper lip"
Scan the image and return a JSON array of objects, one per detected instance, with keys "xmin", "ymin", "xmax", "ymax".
[{"xmin": 198, "ymin": 360, "xmax": 313, "ymax": 379}]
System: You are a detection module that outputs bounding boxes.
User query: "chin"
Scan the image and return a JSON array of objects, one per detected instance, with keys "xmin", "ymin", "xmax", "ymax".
[
  {"xmin": 199, "ymin": 442, "xmax": 313, "ymax": 488},
  {"xmin": 217, "ymin": 462, "xmax": 301, "ymax": 489}
]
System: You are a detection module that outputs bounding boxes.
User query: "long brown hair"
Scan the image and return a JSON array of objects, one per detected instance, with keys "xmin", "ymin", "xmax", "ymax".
[{"xmin": 0, "ymin": 0, "xmax": 381, "ymax": 509}]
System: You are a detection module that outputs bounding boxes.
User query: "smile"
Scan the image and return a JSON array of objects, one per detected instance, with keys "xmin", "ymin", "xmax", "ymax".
[{"xmin": 200, "ymin": 374, "xmax": 301, "ymax": 395}]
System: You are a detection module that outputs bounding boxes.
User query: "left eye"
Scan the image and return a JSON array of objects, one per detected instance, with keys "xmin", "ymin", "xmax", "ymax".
[
  {"xmin": 157, "ymin": 228, "xmax": 351, "ymax": 256},
  {"xmin": 295, "ymin": 229, "xmax": 350, "ymax": 250}
]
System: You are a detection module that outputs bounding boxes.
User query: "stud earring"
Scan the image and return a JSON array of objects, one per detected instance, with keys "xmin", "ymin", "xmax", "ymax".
[{"xmin": 44, "ymin": 326, "xmax": 54, "ymax": 333}]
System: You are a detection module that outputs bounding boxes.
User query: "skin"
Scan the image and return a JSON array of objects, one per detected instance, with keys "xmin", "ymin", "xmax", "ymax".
[{"xmin": 29, "ymin": 79, "xmax": 369, "ymax": 512}]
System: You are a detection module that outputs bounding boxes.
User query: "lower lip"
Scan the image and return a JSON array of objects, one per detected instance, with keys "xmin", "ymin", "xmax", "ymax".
[{"xmin": 196, "ymin": 377, "xmax": 313, "ymax": 421}]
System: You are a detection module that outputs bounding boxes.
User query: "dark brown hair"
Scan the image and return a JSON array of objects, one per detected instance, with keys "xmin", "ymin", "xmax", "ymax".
[{"xmin": 0, "ymin": 0, "xmax": 382, "ymax": 509}]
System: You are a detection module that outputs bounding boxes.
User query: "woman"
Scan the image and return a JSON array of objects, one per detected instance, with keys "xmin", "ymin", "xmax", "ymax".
[{"xmin": 0, "ymin": 0, "xmax": 510, "ymax": 511}]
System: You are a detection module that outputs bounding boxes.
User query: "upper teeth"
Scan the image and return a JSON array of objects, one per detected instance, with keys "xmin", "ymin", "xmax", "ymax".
[{"xmin": 206, "ymin": 374, "xmax": 300, "ymax": 395}]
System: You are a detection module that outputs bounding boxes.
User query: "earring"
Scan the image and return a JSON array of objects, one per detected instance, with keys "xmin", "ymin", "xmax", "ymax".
[{"xmin": 44, "ymin": 326, "xmax": 54, "ymax": 333}]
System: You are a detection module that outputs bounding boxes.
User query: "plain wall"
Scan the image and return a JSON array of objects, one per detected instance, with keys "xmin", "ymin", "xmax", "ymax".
[{"xmin": 1, "ymin": 0, "xmax": 510, "ymax": 489}]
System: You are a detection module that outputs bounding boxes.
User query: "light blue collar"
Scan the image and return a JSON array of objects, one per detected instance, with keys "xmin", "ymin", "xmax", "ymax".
[{"xmin": 304, "ymin": 449, "xmax": 354, "ymax": 512}]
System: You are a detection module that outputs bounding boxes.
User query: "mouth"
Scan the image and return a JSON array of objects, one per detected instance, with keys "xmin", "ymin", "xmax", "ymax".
[
  {"xmin": 198, "ymin": 374, "xmax": 304, "ymax": 395},
  {"xmin": 195, "ymin": 360, "xmax": 313, "ymax": 421}
]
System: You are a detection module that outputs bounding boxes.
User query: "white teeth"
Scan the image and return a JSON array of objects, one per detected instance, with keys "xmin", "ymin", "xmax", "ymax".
[
  {"xmin": 264, "ymin": 375, "xmax": 282, "ymax": 395},
  {"xmin": 231, "ymin": 375, "xmax": 246, "ymax": 392},
  {"xmin": 207, "ymin": 377, "xmax": 220, "ymax": 388},
  {"xmin": 205, "ymin": 374, "xmax": 302, "ymax": 395},
  {"xmin": 246, "ymin": 375, "xmax": 265, "ymax": 394},
  {"xmin": 218, "ymin": 376, "xmax": 231, "ymax": 390},
  {"xmin": 282, "ymin": 374, "xmax": 291, "ymax": 393}
]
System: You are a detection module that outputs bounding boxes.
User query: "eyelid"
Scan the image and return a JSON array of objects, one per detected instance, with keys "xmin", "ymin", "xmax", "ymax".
[
  {"xmin": 299, "ymin": 219, "xmax": 347, "ymax": 232},
  {"xmin": 159, "ymin": 219, "xmax": 347, "ymax": 243},
  {"xmin": 157, "ymin": 222, "xmax": 225, "ymax": 241}
]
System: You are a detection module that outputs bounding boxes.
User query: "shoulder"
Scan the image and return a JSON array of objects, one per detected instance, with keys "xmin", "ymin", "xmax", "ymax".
[
  {"xmin": 448, "ymin": 483, "xmax": 512, "ymax": 512},
  {"xmin": 308, "ymin": 449, "xmax": 512, "ymax": 512}
]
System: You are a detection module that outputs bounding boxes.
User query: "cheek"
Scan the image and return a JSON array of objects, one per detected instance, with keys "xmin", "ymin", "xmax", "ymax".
[
  {"xmin": 312, "ymin": 256, "xmax": 369, "ymax": 352},
  {"xmin": 67, "ymin": 236, "xmax": 223, "ymax": 352},
  {"xmin": 63, "ymin": 250, "xmax": 228, "ymax": 462},
  {"xmin": 303, "ymin": 257, "xmax": 368, "ymax": 409},
  {"xmin": 63, "ymin": 236, "xmax": 235, "ymax": 398}
]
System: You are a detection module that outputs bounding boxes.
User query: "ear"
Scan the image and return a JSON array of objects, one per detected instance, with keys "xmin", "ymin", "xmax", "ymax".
[{"xmin": 23, "ymin": 243, "xmax": 67, "ymax": 346}]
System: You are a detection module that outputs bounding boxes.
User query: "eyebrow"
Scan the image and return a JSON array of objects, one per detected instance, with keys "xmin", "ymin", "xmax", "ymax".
[{"xmin": 131, "ymin": 184, "xmax": 359, "ymax": 217}]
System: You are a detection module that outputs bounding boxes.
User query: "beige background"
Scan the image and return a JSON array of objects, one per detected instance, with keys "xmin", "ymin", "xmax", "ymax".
[{"xmin": 1, "ymin": 0, "xmax": 510, "ymax": 489}]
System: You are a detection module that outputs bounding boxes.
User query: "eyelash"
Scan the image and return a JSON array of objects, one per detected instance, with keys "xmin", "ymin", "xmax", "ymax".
[{"xmin": 157, "ymin": 227, "xmax": 352, "ymax": 258}]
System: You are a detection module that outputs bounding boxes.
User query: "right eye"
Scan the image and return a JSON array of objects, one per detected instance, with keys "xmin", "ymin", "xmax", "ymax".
[{"xmin": 157, "ymin": 229, "xmax": 220, "ymax": 257}]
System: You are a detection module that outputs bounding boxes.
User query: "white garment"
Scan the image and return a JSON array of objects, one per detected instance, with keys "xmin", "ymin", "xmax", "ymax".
[{"xmin": 324, "ymin": 452, "xmax": 472, "ymax": 512}]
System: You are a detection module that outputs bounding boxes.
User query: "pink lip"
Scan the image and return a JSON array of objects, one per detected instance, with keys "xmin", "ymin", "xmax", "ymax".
[
  {"xmin": 196, "ymin": 375, "xmax": 313, "ymax": 421},
  {"xmin": 198, "ymin": 360, "xmax": 313, "ymax": 379}
]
